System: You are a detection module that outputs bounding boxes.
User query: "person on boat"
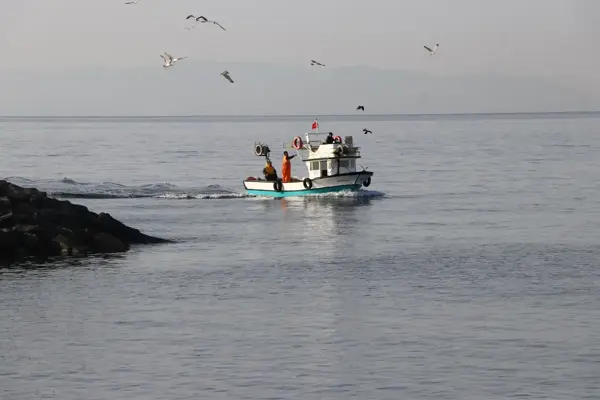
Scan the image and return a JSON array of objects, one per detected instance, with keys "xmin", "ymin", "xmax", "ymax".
[
  {"xmin": 325, "ymin": 132, "xmax": 334, "ymax": 144},
  {"xmin": 281, "ymin": 151, "xmax": 296, "ymax": 183},
  {"xmin": 263, "ymin": 160, "xmax": 278, "ymax": 181}
]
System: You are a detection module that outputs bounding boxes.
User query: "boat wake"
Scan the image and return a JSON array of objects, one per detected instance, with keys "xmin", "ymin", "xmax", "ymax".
[
  {"xmin": 3, "ymin": 177, "xmax": 386, "ymax": 201},
  {"xmin": 3, "ymin": 177, "xmax": 247, "ymax": 200}
]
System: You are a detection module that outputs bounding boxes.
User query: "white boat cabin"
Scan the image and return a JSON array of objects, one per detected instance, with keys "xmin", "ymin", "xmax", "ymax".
[{"xmin": 294, "ymin": 132, "xmax": 362, "ymax": 180}]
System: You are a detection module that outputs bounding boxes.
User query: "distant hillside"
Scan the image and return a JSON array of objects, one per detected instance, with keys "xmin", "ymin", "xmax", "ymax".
[{"xmin": 0, "ymin": 61, "xmax": 596, "ymax": 116}]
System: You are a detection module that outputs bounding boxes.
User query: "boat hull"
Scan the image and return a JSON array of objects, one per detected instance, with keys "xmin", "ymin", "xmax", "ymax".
[{"xmin": 243, "ymin": 172, "xmax": 373, "ymax": 198}]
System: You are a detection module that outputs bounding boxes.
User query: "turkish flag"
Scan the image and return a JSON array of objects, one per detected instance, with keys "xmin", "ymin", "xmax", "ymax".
[{"xmin": 311, "ymin": 120, "xmax": 319, "ymax": 130}]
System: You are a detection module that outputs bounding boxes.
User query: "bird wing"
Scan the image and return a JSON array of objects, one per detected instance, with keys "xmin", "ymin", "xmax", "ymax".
[
  {"xmin": 196, "ymin": 16, "xmax": 208, "ymax": 21},
  {"xmin": 186, "ymin": 14, "xmax": 195, "ymax": 20},
  {"xmin": 424, "ymin": 46, "xmax": 432, "ymax": 52},
  {"xmin": 221, "ymin": 73, "xmax": 233, "ymax": 82},
  {"xmin": 160, "ymin": 54, "xmax": 168, "ymax": 61},
  {"xmin": 164, "ymin": 52, "xmax": 174, "ymax": 61},
  {"xmin": 214, "ymin": 22, "xmax": 226, "ymax": 30}
]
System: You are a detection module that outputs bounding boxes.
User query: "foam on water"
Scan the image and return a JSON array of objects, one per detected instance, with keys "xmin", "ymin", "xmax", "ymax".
[
  {"xmin": 3, "ymin": 176, "xmax": 386, "ymax": 201},
  {"xmin": 3, "ymin": 176, "xmax": 248, "ymax": 200}
]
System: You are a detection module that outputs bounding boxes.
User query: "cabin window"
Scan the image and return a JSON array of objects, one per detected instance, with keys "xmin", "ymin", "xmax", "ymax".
[
  {"xmin": 320, "ymin": 161, "xmax": 327, "ymax": 171},
  {"xmin": 350, "ymin": 160, "xmax": 355, "ymax": 170},
  {"xmin": 340, "ymin": 160, "xmax": 349, "ymax": 169},
  {"xmin": 310, "ymin": 161, "xmax": 320, "ymax": 171}
]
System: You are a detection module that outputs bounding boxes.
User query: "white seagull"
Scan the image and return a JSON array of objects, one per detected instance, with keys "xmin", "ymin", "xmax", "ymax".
[
  {"xmin": 424, "ymin": 44, "xmax": 439, "ymax": 55},
  {"xmin": 196, "ymin": 16, "xmax": 226, "ymax": 31},
  {"xmin": 220, "ymin": 71, "xmax": 234, "ymax": 83},
  {"xmin": 125, "ymin": 0, "xmax": 141, "ymax": 3},
  {"xmin": 161, "ymin": 52, "xmax": 187, "ymax": 68},
  {"xmin": 310, "ymin": 59, "xmax": 325, "ymax": 67}
]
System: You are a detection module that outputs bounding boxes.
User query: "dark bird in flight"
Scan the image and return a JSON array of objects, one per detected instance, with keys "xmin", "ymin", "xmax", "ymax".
[
  {"xmin": 356, "ymin": 105, "xmax": 365, "ymax": 111},
  {"xmin": 310, "ymin": 60, "xmax": 325, "ymax": 67},
  {"xmin": 221, "ymin": 70, "xmax": 234, "ymax": 83},
  {"xmin": 362, "ymin": 128, "xmax": 372, "ymax": 135}
]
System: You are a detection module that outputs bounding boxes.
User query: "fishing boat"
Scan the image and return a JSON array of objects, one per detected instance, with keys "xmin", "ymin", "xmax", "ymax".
[{"xmin": 243, "ymin": 123, "xmax": 373, "ymax": 198}]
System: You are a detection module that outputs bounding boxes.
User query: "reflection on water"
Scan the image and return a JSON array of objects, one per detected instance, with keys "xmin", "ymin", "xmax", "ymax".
[
  {"xmin": 274, "ymin": 195, "xmax": 374, "ymax": 260},
  {"xmin": 0, "ymin": 253, "xmax": 128, "ymax": 274},
  {"xmin": 300, "ymin": 196, "xmax": 371, "ymax": 235}
]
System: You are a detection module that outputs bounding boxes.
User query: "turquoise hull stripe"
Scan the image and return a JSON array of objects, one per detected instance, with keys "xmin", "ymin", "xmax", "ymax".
[{"xmin": 246, "ymin": 184, "xmax": 360, "ymax": 198}]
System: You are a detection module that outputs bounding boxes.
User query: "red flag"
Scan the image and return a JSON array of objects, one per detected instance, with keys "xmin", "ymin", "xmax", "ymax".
[{"xmin": 311, "ymin": 120, "xmax": 318, "ymax": 130}]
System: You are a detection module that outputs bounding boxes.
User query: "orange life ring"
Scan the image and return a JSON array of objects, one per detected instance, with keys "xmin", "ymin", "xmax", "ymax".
[
  {"xmin": 292, "ymin": 136, "xmax": 303, "ymax": 150},
  {"xmin": 333, "ymin": 135, "xmax": 342, "ymax": 144}
]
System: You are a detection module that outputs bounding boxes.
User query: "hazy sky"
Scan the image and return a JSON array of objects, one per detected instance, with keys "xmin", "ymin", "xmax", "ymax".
[{"xmin": 0, "ymin": 0, "xmax": 599, "ymax": 113}]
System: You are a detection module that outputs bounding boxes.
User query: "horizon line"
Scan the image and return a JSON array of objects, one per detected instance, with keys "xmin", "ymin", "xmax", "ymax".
[{"xmin": 1, "ymin": 110, "xmax": 600, "ymax": 119}]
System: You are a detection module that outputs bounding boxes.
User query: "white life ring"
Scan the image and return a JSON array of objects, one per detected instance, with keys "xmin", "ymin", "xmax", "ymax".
[{"xmin": 292, "ymin": 136, "xmax": 303, "ymax": 150}]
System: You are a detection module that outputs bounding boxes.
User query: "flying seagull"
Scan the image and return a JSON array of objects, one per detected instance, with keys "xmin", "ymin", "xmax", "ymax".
[
  {"xmin": 221, "ymin": 71, "xmax": 234, "ymax": 83},
  {"xmin": 161, "ymin": 52, "xmax": 187, "ymax": 68},
  {"xmin": 310, "ymin": 60, "xmax": 325, "ymax": 67},
  {"xmin": 196, "ymin": 16, "xmax": 226, "ymax": 30},
  {"xmin": 125, "ymin": 0, "xmax": 141, "ymax": 4},
  {"xmin": 362, "ymin": 128, "xmax": 372, "ymax": 135},
  {"xmin": 424, "ymin": 44, "xmax": 439, "ymax": 55},
  {"xmin": 356, "ymin": 105, "xmax": 365, "ymax": 111},
  {"xmin": 185, "ymin": 14, "xmax": 199, "ymax": 30}
]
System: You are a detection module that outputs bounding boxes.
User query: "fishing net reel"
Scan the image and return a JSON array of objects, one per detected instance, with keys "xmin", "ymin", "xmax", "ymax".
[{"xmin": 254, "ymin": 143, "xmax": 271, "ymax": 157}]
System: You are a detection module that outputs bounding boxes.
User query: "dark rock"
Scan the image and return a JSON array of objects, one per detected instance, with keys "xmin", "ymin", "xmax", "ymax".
[
  {"xmin": 91, "ymin": 233, "xmax": 129, "ymax": 253},
  {"xmin": 95, "ymin": 212, "xmax": 167, "ymax": 245},
  {"xmin": 13, "ymin": 224, "xmax": 39, "ymax": 233},
  {"xmin": 53, "ymin": 233, "xmax": 74, "ymax": 256},
  {"xmin": 0, "ymin": 212, "xmax": 13, "ymax": 228},
  {"xmin": 0, "ymin": 181, "xmax": 31, "ymax": 202},
  {"xmin": 0, "ymin": 229, "xmax": 19, "ymax": 263},
  {"xmin": 12, "ymin": 201, "xmax": 37, "ymax": 216},
  {"xmin": 0, "ymin": 180, "xmax": 172, "ymax": 266},
  {"xmin": 22, "ymin": 232, "xmax": 40, "ymax": 251},
  {"xmin": 0, "ymin": 196, "xmax": 10, "ymax": 211}
]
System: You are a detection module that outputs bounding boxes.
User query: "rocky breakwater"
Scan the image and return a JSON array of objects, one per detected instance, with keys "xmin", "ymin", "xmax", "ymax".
[{"xmin": 0, "ymin": 180, "xmax": 171, "ymax": 265}]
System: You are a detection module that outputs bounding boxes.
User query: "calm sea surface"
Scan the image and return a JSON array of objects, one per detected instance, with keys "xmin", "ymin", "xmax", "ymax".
[{"xmin": 1, "ymin": 113, "xmax": 599, "ymax": 399}]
